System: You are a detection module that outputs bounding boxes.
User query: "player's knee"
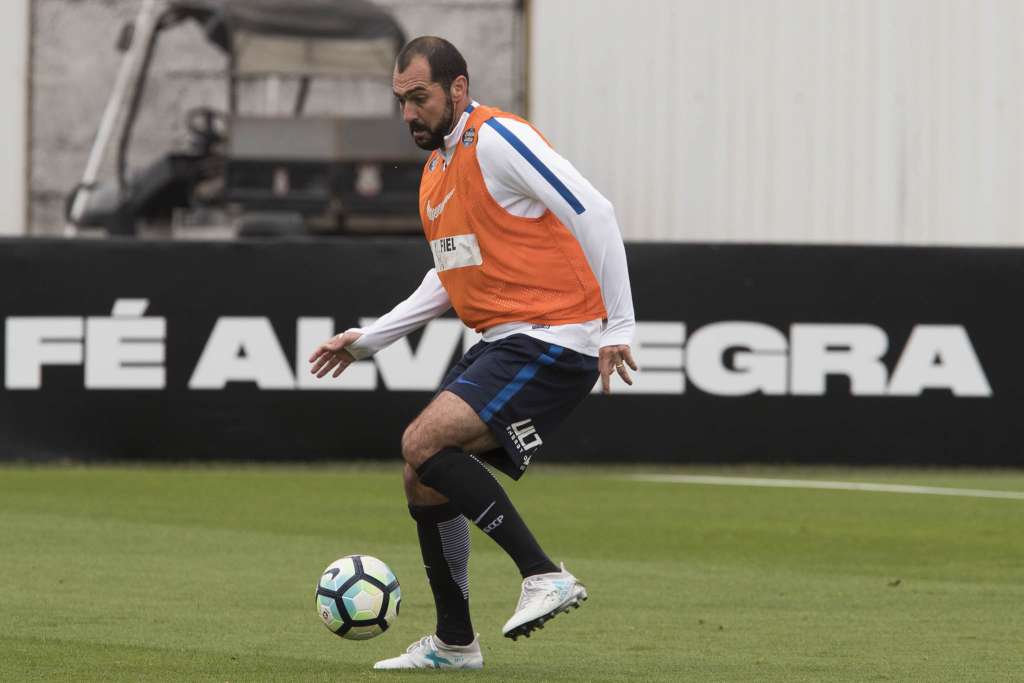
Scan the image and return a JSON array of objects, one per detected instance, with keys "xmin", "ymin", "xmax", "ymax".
[
  {"xmin": 402, "ymin": 462, "xmax": 449, "ymax": 505},
  {"xmin": 399, "ymin": 425, "xmax": 417, "ymax": 464},
  {"xmin": 400, "ymin": 423, "xmax": 432, "ymax": 468},
  {"xmin": 402, "ymin": 463, "xmax": 419, "ymax": 500}
]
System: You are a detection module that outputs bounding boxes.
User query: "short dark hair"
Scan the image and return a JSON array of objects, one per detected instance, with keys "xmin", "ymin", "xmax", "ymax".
[{"xmin": 396, "ymin": 36, "xmax": 469, "ymax": 91}]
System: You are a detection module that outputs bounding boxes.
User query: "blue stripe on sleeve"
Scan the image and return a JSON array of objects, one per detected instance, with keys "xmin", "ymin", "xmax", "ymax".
[
  {"xmin": 478, "ymin": 345, "xmax": 564, "ymax": 422},
  {"xmin": 465, "ymin": 103, "xmax": 475, "ymax": 113},
  {"xmin": 484, "ymin": 118, "xmax": 586, "ymax": 215}
]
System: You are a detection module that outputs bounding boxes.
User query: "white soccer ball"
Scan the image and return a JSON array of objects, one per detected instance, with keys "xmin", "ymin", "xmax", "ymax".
[{"xmin": 315, "ymin": 555, "xmax": 401, "ymax": 640}]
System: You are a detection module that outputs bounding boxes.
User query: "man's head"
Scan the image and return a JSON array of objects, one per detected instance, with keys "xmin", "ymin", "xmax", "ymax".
[{"xmin": 393, "ymin": 37, "xmax": 469, "ymax": 151}]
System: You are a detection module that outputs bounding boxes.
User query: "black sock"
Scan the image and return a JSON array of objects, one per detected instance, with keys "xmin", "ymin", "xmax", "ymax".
[
  {"xmin": 409, "ymin": 502, "xmax": 475, "ymax": 646},
  {"xmin": 416, "ymin": 448, "xmax": 559, "ymax": 578}
]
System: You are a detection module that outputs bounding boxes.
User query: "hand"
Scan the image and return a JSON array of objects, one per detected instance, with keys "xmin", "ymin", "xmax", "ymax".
[
  {"xmin": 308, "ymin": 330, "xmax": 363, "ymax": 378},
  {"xmin": 598, "ymin": 344, "xmax": 638, "ymax": 394}
]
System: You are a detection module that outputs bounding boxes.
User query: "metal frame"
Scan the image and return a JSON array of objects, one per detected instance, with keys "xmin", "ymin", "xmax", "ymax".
[{"xmin": 66, "ymin": 0, "xmax": 163, "ymax": 229}]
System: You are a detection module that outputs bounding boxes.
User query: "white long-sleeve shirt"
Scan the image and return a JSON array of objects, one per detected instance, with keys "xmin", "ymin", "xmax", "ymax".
[{"xmin": 347, "ymin": 100, "xmax": 635, "ymax": 360}]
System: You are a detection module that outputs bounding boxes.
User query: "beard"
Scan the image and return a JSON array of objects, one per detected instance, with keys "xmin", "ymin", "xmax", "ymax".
[{"xmin": 408, "ymin": 94, "xmax": 455, "ymax": 151}]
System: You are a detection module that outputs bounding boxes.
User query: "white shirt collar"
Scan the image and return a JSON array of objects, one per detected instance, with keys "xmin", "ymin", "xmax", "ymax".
[{"xmin": 441, "ymin": 100, "xmax": 479, "ymax": 163}]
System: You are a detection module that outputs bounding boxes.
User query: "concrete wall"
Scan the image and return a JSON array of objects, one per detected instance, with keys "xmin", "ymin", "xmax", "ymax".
[
  {"xmin": 1, "ymin": 0, "xmax": 29, "ymax": 236},
  {"xmin": 530, "ymin": 0, "xmax": 1024, "ymax": 246},
  {"xmin": 29, "ymin": 0, "xmax": 524, "ymax": 235}
]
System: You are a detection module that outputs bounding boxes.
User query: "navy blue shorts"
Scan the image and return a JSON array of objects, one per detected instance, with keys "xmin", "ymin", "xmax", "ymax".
[{"xmin": 440, "ymin": 334, "xmax": 599, "ymax": 480}]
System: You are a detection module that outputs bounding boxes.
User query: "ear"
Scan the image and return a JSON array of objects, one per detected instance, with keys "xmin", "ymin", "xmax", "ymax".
[{"xmin": 450, "ymin": 74, "xmax": 468, "ymax": 102}]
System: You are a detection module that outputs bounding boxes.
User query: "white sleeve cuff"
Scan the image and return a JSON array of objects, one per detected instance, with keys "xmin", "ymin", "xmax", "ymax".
[
  {"xmin": 343, "ymin": 327, "xmax": 373, "ymax": 360},
  {"xmin": 599, "ymin": 320, "xmax": 636, "ymax": 349},
  {"xmin": 345, "ymin": 269, "xmax": 451, "ymax": 358}
]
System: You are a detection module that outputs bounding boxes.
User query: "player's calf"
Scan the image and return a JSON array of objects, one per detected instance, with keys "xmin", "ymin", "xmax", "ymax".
[{"xmin": 416, "ymin": 447, "xmax": 559, "ymax": 578}]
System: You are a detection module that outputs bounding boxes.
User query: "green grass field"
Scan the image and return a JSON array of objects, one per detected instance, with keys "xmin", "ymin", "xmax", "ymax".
[{"xmin": 2, "ymin": 463, "xmax": 1023, "ymax": 682}]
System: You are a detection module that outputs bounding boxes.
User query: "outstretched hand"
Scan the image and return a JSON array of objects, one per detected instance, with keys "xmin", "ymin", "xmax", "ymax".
[
  {"xmin": 598, "ymin": 344, "xmax": 638, "ymax": 394},
  {"xmin": 308, "ymin": 330, "xmax": 363, "ymax": 378}
]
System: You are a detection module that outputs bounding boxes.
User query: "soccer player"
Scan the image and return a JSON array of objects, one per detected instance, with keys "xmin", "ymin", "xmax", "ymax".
[{"xmin": 308, "ymin": 36, "xmax": 636, "ymax": 670}]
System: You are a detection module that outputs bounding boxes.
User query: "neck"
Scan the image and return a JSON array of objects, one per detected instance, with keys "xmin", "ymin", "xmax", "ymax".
[
  {"xmin": 441, "ymin": 98, "xmax": 478, "ymax": 158},
  {"xmin": 448, "ymin": 97, "xmax": 470, "ymax": 134}
]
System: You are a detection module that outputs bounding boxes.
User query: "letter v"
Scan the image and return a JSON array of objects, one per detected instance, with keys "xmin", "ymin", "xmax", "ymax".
[{"xmin": 366, "ymin": 318, "xmax": 463, "ymax": 390}]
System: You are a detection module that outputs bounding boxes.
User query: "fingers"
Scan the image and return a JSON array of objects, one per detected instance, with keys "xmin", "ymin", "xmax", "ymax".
[
  {"xmin": 598, "ymin": 344, "xmax": 639, "ymax": 394},
  {"xmin": 308, "ymin": 340, "xmax": 340, "ymax": 365},
  {"xmin": 308, "ymin": 333, "xmax": 349, "ymax": 364},
  {"xmin": 613, "ymin": 345, "xmax": 635, "ymax": 385},
  {"xmin": 615, "ymin": 361, "xmax": 633, "ymax": 386},
  {"xmin": 311, "ymin": 351, "xmax": 343, "ymax": 378},
  {"xmin": 316, "ymin": 357, "xmax": 342, "ymax": 378},
  {"xmin": 308, "ymin": 345, "xmax": 327, "ymax": 364},
  {"xmin": 313, "ymin": 356, "xmax": 335, "ymax": 378},
  {"xmin": 309, "ymin": 352, "xmax": 333, "ymax": 376},
  {"xmin": 308, "ymin": 333, "xmax": 357, "ymax": 378},
  {"xmin": 319, "ymin": 351, "xmax": 354, "ymax": 378}
]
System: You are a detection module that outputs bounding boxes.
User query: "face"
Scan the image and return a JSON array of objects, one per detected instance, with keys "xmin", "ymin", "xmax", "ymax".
[{"xmin": 393, "ymin": 55, "xmax": 460, "ymax": 151}]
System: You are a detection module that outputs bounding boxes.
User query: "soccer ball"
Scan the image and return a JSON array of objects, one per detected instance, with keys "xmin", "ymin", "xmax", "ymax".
[{"xmin": 315, "ymin": 555, "xmax": 401, "ymax": 640}]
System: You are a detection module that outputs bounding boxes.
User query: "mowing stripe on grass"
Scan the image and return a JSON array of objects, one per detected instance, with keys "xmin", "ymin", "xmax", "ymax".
[{"xmin": 628, "ymin": 474, "xmax": 1024, "ymax": 500}]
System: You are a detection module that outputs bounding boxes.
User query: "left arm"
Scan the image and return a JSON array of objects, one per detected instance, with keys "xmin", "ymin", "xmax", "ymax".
[{"xmin": 476, "ymin": 118, "xmax": 638, "ymax": 391}]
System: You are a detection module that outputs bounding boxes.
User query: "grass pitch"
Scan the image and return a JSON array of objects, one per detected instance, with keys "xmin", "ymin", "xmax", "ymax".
[{"xmin": 1, "ymin": 463, "xmax": 1022, "ymax": 682}]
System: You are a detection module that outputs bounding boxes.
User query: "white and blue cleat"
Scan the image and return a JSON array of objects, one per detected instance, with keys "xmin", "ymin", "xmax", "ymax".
[
  {"xmin": 502, "ymin": 563, "xmax": 588, "ymax": 641},
  {"xmin": 373, "ymin": 634, "xmax": 484, "ymax": 670}
]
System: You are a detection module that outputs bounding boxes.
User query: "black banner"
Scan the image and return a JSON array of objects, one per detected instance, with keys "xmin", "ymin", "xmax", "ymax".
[{"xmin": 0, "ymin": 237, "xmax": 1018, "ymax": 465}]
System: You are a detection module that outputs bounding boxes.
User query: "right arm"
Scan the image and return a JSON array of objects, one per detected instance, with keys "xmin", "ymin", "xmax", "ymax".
[{"xmin": 308, "ymin": 269, "xmax": 450, "ymax": 378}]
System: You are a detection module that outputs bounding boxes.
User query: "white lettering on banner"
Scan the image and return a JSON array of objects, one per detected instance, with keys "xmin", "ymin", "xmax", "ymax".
[
  {"xmin": 4, "ymin": 300, "xmax": 166, "ymax": 390},
  {"xmin": 189, "ymin": 318, "xmax": 294, "ymax": 390},
  {"xmin": 295, "ymin": 318, "xmax": 376, "ymax": 391},
  {"xmin": 85, "ymin": 299, "xmax": 165, "ymax": 389},
  {"xmin": 790, "ymin": 324, "xmax": 889, "ymax": 396},
  {"xmin": 687, "ymin": 322, "xmax": 788, "ymax": 396},
  {"xmin": 4, "ymin": 317, "xmax": 84, "ymax": 389},
  {"xmin": 0, "ymin": 310, "xmax": 993, "ymax": 397},
  {"xmin": 888, "ymin": 326, "xmax": 992, "ymax": 397},
  {"xmin": 592, "ymin": 321, "xmax": 989, "ymax": 397}
]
